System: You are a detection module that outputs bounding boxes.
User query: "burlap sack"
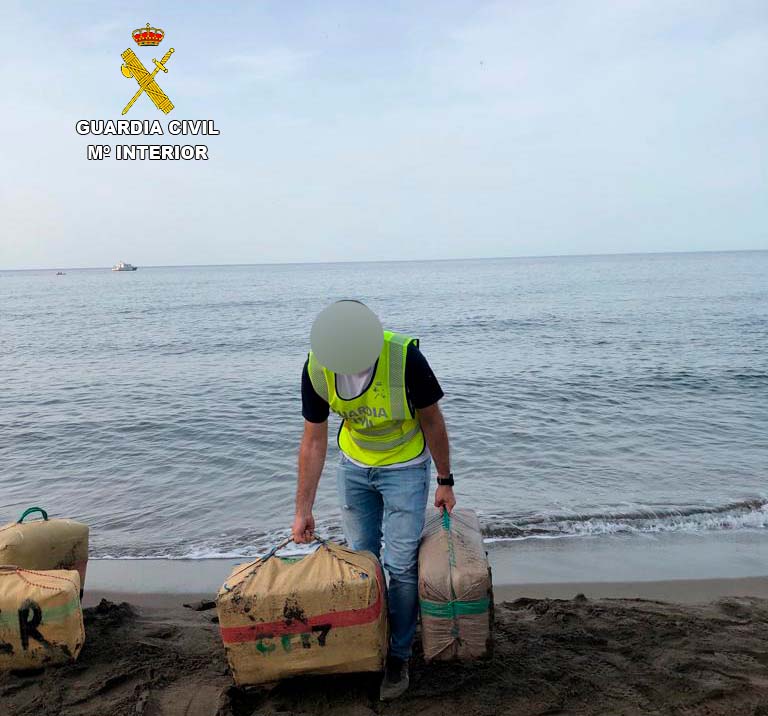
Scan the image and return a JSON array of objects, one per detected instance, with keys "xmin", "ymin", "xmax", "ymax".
[
  {"xmin": 0, "ymin": 566, "xmax": 85, "ymax": 670},
  {"xmin": 0, "ymin": 507, "xmax": 89, "ymax": 589},
  {"xmin": 418, "ymin": 508, "xmax": 492, "ymax": 661},
  {"xmin": 217, "ymin": 539, "xmax": 387, "ymax": 685}
]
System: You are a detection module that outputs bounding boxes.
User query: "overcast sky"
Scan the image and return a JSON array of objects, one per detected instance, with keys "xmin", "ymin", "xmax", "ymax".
[{"xmin": 1, "ymin": 0, "xmax": 766, "ymax": 269}]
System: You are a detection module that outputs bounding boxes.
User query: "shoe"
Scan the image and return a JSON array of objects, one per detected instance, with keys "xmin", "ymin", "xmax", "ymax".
[{"xmin": 380, "ymin": 656, "xmax": 410, "ymax": 701}]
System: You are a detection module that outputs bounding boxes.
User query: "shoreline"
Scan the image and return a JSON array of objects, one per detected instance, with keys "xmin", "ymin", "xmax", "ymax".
[{"xmin": 81, "ymin": 529, "xmax": 768, "ymax": 596}]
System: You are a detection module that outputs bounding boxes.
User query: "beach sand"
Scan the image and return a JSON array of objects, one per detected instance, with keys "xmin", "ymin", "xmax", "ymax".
[{"xmin": 3, "ymin": 577, "xmax": 768, "ymax": 716}]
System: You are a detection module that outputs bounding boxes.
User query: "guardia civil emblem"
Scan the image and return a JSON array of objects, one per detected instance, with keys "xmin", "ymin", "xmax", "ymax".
[{"xmin": 120, "ymin": 23, "xmax": 175, "ymax": 115}]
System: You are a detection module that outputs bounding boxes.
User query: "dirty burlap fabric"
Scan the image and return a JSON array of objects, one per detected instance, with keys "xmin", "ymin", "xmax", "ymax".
[
  {"xmin": 217, "ymin": 539, "xmax": 388, "ymax": 685},
  {"xmin": 418, "ymin": 508, "xmax": 492, "ymax": 661},
  {"xmin": 0, "ymin": 507, "xmax": 89, "ymax": 589},
  {"xmin": 0, "ymin": 566, "xmax": 85, "ymax": 670}
]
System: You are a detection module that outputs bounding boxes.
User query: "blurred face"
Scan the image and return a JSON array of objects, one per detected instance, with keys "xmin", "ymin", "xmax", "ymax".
[{"xmin": 310, "ymin": 300, "xmax": 383, "ymax": 374}]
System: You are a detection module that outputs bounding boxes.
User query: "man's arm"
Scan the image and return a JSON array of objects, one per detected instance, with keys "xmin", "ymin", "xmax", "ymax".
[
  {"xmin": 417, "ymin": 403, "xmax": 456, "ymax": 513},
  {"xmin": 292, "ymin": 419, "xmax": 328, "ymax": 543}
]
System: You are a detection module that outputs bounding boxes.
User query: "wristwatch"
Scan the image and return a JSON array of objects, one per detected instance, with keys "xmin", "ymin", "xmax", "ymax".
[{"xmin": 436, "ymin": 473, "xmax": 454, "ymax": 486}]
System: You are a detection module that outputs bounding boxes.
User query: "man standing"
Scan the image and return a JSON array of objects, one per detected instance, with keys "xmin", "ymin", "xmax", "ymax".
[{"xmin": 292, "ymin": 300, "xmax": 456, "ymax": 701}]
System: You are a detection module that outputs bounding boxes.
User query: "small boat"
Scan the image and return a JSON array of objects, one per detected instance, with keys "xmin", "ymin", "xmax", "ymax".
[
  {"xmin": 56, "ymin": 271, "xmax": 65, "ymax": 276},
  {"xmin": 112, "ymin": 261, "xmax": 138, "ymax": 272}
]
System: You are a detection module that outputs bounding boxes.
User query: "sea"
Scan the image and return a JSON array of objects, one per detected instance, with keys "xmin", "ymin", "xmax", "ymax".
[{"xmin": 2, "ymin": 252, "xmax": 767, "ymax": 575}]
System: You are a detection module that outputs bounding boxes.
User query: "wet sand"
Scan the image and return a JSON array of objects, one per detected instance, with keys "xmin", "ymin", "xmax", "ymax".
[
  {"xmin": 81, "ymin": 531, "xmax": 768, "ymax": 596},
  {"xmin": 3, "ymin": 577, "xmax": 768, "ymax": 715}
]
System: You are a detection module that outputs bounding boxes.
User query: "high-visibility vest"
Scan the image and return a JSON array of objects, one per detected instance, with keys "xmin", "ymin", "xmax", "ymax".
[{"xmin": 307, "ymin": 331, "xmax": 426, "ymax": 466}]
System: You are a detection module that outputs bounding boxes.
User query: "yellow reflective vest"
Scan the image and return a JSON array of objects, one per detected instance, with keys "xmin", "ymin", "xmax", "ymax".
[{"xmin": 307, "ymin": 331, "xmax": 426, "ymax": 466}]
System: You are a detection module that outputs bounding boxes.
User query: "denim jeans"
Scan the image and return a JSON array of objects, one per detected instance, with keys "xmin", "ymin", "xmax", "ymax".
[{"xmin": 336, "ymin": 456, "xmax": 430, "ymax": 660}]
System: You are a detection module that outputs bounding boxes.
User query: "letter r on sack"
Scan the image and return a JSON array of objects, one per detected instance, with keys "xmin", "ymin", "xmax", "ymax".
[{"xmin": 18, "ymin": 600, "xmax": 49, "ymax": 650}]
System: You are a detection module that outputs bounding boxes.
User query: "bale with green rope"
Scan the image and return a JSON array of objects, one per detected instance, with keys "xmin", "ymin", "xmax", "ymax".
[{"xmin": 418, "ymin": 508, "xmax": 493, "ymax": 661}]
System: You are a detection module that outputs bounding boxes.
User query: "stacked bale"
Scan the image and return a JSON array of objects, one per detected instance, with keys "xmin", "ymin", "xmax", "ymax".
[
  {"xmin": 0, "ymin": 566, "xmax": 85, "ymax": 670},
  {"xmin": 0, "ymin": 507, "xmax": 89, "ymax": 590}
]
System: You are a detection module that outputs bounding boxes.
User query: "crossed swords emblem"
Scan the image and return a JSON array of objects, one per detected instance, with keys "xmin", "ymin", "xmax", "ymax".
[{"xmin": 120, "ymin": 47, "xmax": 175, "ymax": 115}]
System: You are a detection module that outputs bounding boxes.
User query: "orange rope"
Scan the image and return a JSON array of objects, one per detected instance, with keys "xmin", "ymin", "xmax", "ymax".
[{"xmin": 0, "ymin": 567, "xmax": 80, "ymax": 591}]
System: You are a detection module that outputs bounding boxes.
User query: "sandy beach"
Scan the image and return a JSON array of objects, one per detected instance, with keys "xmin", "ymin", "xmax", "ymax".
[{"xmin": 2, "ymin": 576, "xmax": 767, "ymax": 716}]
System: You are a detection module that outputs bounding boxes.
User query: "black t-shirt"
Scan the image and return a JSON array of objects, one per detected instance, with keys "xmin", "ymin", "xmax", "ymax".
[{"xmin": 302, "ymin": 343, "xmax": 444, "ymax": 423}]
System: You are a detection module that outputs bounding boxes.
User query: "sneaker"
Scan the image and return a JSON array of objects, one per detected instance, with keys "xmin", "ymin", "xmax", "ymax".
[{"xmin": 379, "ymin": 656, "xmax": 410, "ymax": 701}]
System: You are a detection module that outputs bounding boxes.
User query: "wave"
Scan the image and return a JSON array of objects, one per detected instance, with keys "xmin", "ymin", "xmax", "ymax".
[
  {"xmin": 90, "ymin": 499, "xmax": 768, "ymax": 559},
  {"xmin": 94, "ymin": 540, "xmax": 327, "ymax": 562},
  {"xmin": 482, "ymin": 499, "xmax": 768, "ymax": 541}
]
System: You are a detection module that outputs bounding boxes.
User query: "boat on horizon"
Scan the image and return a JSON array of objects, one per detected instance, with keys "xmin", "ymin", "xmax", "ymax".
[{"xmin": 112, "ymin": 261, "xmax": 138, "ymax": 272}]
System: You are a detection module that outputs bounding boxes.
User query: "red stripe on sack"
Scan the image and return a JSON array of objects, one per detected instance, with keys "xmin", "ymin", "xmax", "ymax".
[{"xmin": 219, "ymin": 564, "xmax": 384, "ymax": 645}]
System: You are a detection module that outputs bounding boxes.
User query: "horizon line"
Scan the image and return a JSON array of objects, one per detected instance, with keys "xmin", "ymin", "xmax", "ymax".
[{"xmin": 2, "ymin": 247, "xmax": 767, "ymax": 272}]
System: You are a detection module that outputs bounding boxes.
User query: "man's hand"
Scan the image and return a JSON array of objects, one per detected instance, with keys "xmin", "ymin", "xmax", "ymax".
[
  {"xmin": 292, "ymin": 512, "xmax": 315, "ymax": 544},
  {"xmin": 434, "ymin": 485, "xmax": 456, "ymax": 514}
]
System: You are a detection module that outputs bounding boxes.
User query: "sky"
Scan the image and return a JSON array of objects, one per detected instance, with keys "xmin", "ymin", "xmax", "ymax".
[{"xmin": 0, "ymin": 0, "xmax": 766, "ymax": 269}]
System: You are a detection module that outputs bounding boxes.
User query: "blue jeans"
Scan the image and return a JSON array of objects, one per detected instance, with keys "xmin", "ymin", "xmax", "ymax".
[{"xmin": 336, "ymin": 456, "xmax": 430, "ymax": 660}]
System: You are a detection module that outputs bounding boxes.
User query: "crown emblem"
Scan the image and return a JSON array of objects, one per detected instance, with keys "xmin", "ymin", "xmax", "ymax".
[{"xmin": 132, "ymin": 23, "xmax": 164, "ymax": 47}]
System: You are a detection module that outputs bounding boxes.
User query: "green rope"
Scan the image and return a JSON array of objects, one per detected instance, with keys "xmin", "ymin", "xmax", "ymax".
[
  {"xmin": 440, "ymin": 510, "xmax": 461, "ymax": 637},
  {"xmin": 420, "ymin": 597, "xmax": 490, "ymax": 619},
  {"xmin": 17, "ymin": 507, "xmax": 48, "ymax": 523},
  {"xmin": 0, "ymin": 597, "xmax": 80, "ymax": 629}
]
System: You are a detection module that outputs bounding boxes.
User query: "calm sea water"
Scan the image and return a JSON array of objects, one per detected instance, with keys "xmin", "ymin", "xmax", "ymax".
[{"xmin": 1, "ymin": 252, "xmax": 767, "ymax": 558}]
